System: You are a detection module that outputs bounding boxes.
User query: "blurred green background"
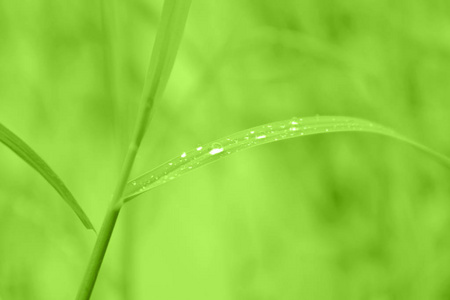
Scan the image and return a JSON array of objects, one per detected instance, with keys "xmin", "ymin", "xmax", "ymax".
[{"xmin": 1, "ymin": 0, "xmax": 450, "ymax": 299}]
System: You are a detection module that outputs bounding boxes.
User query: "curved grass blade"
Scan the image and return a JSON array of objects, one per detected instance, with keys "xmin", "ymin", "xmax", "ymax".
[
  {"xmin": 124, "ymin": 116, "xmax": 450, "ymax": 201},
  {"xmin": 0, "ymin": 123, "xmax": 94, "ymax": 231}
]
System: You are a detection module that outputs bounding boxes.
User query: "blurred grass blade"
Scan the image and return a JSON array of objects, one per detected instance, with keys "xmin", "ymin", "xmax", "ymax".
[
  {"xmin": 124, "ymin": 116, "xmax": 450, "ymax": 201},
  {"xmin": 140, "ymin": 0, "xmax": 192, "ymax": 113},
  {"xmin": 0, "ymin": 123, "xmax": 94, "ymax": 230}
]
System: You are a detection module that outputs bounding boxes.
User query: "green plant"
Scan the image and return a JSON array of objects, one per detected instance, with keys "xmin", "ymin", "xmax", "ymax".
[{"xmin": 1, "ymin": 0, "xmax": 450, "ymax": 299}]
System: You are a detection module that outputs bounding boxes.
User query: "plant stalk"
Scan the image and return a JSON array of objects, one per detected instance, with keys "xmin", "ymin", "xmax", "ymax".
[
  {"xmin": 75, "ymin": 204, "xmax": 121, "ymax": 300},
  {"xmin": 75, "ymin": 100, "xmax": 159, "ymax": 300},
  {"xmin": 75, "ymin": 0, "xmax": 192, "ymax": 299}
]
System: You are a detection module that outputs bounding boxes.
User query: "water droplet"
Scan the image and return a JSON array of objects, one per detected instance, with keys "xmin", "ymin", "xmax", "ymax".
[
  {"xmin": 132, "ymin": 181, "xmax": 137, "ymax": 186},
  {"xmin": 250, "ymin": 131, "xmax": 255, "ymax": 134},
  {"xmin": 181, "ymin": 152, "xmax": 187, "ymax": 158},
  {"xmin": 256, "ymin": 135, "xmax": 266, "ymax": 139},
  {"xmin": 291, "ymin": 121, "xmax": 298, "ymax": 125},
  {"xmin": 290, "ymin": 127, "xmax": 298, "ymax": 131},
  {"xmin": 210, "ymin": 148, "xmax": 224, "ymax": 155},
  {"xmin": 196, "ymin": 146, "xmax": 203, "ymax": 151},
  {"xmin": 169, "ymin": 162, "xmax": 173, "ymax": 166},
  {"xmin": 209, "ymin": 143, "xmax": 224, "ymax": 155}
]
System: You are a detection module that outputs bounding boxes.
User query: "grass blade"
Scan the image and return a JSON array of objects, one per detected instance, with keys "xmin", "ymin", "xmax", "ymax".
[
  {"xmin": 0, "ymin": 122, "xmax": 94, "ymax": 231},
  {"xmin": 124, "ymin": 116, "xmax": 450, "ymax": 201},
  {"xmin": 139, "ymin": 0, "xmax": 192, "ymax": 125},
  {"xmin": 76, "ymin": 1, "xmax": 192, "ymax": 299}
]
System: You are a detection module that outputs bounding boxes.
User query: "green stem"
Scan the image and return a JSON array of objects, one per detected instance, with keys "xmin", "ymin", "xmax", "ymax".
[
  {"xmin": 75, "ymin": 204, "xmax": 121, "ymax": 300},
  {"xmin": 75, "ymin": 1, "xmax": 192, "ymax": 299},
  {"xmin": 75, "ymin": 110, "xmax": 154, "ymax": 300}
]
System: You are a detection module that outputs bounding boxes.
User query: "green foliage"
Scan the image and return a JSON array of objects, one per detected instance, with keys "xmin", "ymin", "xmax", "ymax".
[
  {"xmin": 125, "ymin": 116, "xmax": 450, "ymax": 201},
  {"xmin": 76, "ymin": 1, "xmax": 192, "ymax": 299},
  {"xmin": 142, "ymin": 0, "xmax": 192, "ymax": 107},
  {"xmin": 1, "ymin": 0, "xmax": 450, "ymax": 299},
  {"xmin": 0, "ymin": 123, "xmax": 94, "ymax": 230}
]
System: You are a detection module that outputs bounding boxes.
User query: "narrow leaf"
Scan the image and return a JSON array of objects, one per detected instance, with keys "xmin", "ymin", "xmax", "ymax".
[
  {"xmin": 0, "ymin": 123, "xmax": 94, "ymax": 230},
  {"xmin": 141, "ymin": 0, "xmax": 192, "ymax": 112},
  {"xmin": 124, "ymin": 116, "xmax": 450, "ymax": 201}
]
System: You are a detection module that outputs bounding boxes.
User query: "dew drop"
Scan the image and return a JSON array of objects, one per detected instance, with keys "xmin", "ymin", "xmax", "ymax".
[
  {"xmin": 210, "ymin": 148, "xmax": 224, "ymax": 155},
  {"xmin": 196, "ymin": 146, "xmax": 203, "ymax": 151},
  {"xmin": 209, "ymin": 143, "xmax": 224, "ymax": 155},
  {"xmin": 181, "ymin": 152, "xmax": 187, "ymax": 158},
  {"xmin": 256, "ymin": 135, "xmax": 266, "ymax": 139}
]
